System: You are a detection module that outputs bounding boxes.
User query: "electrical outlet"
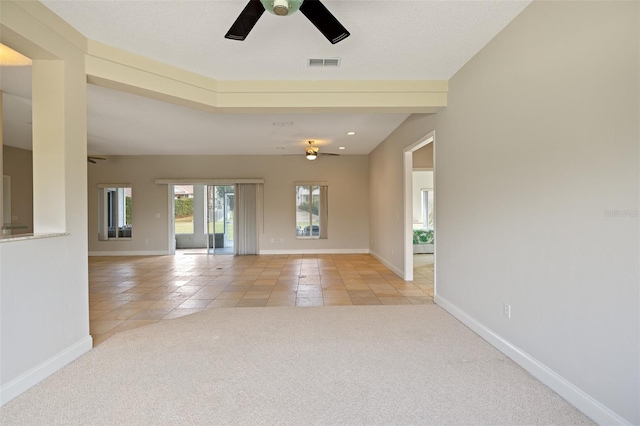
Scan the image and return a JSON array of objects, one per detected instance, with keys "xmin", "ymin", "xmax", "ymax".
[
  {"xmin": 503, "ymin": 303, "xmax": 511, "ymax": 319},
  {"xmin": 145, "ymin": 239, "xmax": 149, "ymax": 245},
  {"xmin": 270, "ymin": 238, "xmax": 275, "ymax": 243}
]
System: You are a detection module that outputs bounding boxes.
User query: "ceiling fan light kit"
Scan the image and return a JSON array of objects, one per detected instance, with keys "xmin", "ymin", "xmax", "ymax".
[
  {"xmin": 226, "ymin": 0, "xmax": 350, "ymax": 44},
  {"xmin": 301, "ymin": 140, "xmax": 339, "ymax": 160},
  {"xmin": 306, "ymin": 141, "xmax": 318, "ymax": 160}
]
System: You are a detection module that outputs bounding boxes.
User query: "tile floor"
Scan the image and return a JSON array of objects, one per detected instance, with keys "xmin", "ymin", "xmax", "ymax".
[{"xmin": 89, "ymin": 253, "xmax": 434, "ymax": 346}]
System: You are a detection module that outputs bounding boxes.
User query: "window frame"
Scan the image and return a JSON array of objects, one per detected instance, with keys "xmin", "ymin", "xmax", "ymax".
[
  {"xmin": 295, "ymin": 182, "xmax": 328, "ymax": 240},
  {"xmin": 421, "ymin": 188, "xmax": 434, "ymax": 230},
  {"xmin": 295, "ymin": 185, "xmax": 320, "ymax": 239},
  {"xmin": 98, "ymin": 184, "xmax": 132, "ymax": 241}
]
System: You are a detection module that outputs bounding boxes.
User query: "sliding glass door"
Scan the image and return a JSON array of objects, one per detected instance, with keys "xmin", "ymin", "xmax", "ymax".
[
  {"xmin": 207, "ymin": 186, "xmax": 215, "ymax": 254},
  {"xmin": 206, "ymin": 185, "xmax": 234, "ymax": 254}
]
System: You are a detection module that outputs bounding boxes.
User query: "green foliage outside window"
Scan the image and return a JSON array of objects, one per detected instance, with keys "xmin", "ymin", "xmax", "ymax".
[
  {"xmin": 126, "ymin": 197, "xmax": 132, "ymax": 224},
  {"xmin": 174, "ymin": 198, "xmax": 194, "ymax": 218},
  {"xmin": 297, "ymin": 201, "xmax": 319, "ymax": 215},
  {"xmin": 413, "ymin": 229, "xmax": 434, "ymax": 245}
]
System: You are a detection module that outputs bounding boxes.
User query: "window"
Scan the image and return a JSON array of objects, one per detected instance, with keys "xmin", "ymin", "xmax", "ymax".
[
  {"xmin": 422, "ymin": 189, "xmax": 434, "ymax": 230},
  {"xmin": 174, "ymin": 185, "xmax": 195, "ymax": 235},
  {"xmin": 98, "ymin": 186, "xmax": 132, "ymax": 240},
  {"xmin": 295, "ymin": 184, "xmax": 328, "ymax": 239}
]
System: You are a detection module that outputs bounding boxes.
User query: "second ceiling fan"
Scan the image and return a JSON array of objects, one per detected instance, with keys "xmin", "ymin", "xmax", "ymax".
[
  {"xmin": 225, "ymin": 0, "xmax": 350, "ymax": 45},
  {"xmin": 303, "ymin": 140, "xmax": 339, "ymax": 160}
]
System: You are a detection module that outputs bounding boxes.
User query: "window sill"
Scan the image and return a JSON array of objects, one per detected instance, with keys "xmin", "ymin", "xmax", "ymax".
[
  {"xmin": 99, "ymin": 238, "xmax": 132, "ymax": 241},
  {"xmin": 0, "ymin": 232, "xmax": 69, "ymax": 243}
]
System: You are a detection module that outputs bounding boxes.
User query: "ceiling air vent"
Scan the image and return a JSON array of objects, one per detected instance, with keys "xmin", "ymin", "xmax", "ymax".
[{"xmin": 307, "ymin": 58, "xmax": 341, "ymax": 67}]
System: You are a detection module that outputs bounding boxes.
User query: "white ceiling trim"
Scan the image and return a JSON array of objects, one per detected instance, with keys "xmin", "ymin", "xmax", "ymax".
[{"xmin": 85, "ymin": 40, "xmax": 448, "ymax": 114}]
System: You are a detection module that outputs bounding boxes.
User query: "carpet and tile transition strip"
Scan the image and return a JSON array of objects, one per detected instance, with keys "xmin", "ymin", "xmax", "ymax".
[{"xmin": 0, "ymin": 305, "xmax": 592, "ymax": 425}]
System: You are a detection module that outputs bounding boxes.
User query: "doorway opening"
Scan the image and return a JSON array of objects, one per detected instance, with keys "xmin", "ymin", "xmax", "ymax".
[
  {"xmin": 208, "ymin": 185, "xmax": 234, "ymax": 254},
  {"xmin": 403, "ymin": 131, "xmax": 435, "ymax": 294},
  {"xmin": 172, "ymin": 184, "xmax": 234, "ymax": 255}
]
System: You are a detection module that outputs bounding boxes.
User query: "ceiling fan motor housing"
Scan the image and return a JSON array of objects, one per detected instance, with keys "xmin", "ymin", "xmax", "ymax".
[
  {"xmin": 260, "ymin": 0, "xmax": 303, "ymax": 16},
  {"xmin": 227, "ymin": 0, "xmax": 350, "ymax": 45},
  {"xmin": 273, "ymin": 0, "xmax": 289, "ymax": 16}
]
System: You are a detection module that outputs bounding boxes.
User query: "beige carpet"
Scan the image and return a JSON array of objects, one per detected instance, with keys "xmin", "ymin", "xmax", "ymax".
[{"xmin": 1, "ymin": 305, "xmax": 592, "ymax": 425}]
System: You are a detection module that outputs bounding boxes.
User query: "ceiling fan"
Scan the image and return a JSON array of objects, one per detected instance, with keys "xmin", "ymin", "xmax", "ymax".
[
  {"xmin": 303, "ymin": 140, "xmax": 339, "ymax": 160},
  {"xmin": 87, "ymin": 156, "xmax": 106, "ymax": 164},
  {"xmin": 225, "ymin": 0, "xmax": 350, "ymax": 44}
]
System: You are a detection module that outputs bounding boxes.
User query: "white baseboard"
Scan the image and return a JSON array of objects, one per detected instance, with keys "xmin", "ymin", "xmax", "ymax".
[
  {"xmin": 434, "ymin": 295, "xmax": 631, "ymax": 426},
  {"xmin": 259, "ymin": 249, "xmax": 370, "ymax": 255},
  {"xmin": 0, "ymin": 335, "xmax": 93, "ymax": 406},
  {"xmin": 88, "ymin": 251, "xmax": 170, "ymax": 256},
  {"xmin": 91, "ymin": 250, "xmax": 370, "ymax": 256},
  {"xmin": 369, "ymin": 250, "xmax": 405, "ymax": 279}
]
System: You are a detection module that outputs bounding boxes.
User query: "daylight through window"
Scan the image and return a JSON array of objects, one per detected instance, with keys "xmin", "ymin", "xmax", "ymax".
[
  {"xmin": 422, "ymin": 189, "xmax": 434, "ymax": 230},
  {"xmin": 98, "ymin": 186, "xmax": 132, "ymax": 240},
  {"xmin": 295, "ymin": 184, "xmax": 328, "ymax": 239}
]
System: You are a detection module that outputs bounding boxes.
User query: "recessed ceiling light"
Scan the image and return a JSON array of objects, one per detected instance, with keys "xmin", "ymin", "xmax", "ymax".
[
  {"xmin": 346, "ymin": 131, "xmax": 356, "ymax": 136},
  {"xmin": 339, "ymin": 147, "xmax": 346, "ymax": 150},
  {"xmin": 276, "ymin": 147, "xmax": 285, "ymax": 150},
  {"xmin": 273, "ymin": 122, "xmax": 293, "ymax": 127}
]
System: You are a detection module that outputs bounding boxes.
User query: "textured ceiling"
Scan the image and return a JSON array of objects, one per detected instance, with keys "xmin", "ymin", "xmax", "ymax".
[
  {"xmin": 86, "ymin": 84, "xmax": 409, "ymax": 156},
  {"xmin": 2, "ymin": 1, "xmax": 532, "ymax": 155},
  {"xmin": 2, "ymin": 92, "xmax": 32, "ymax": 151},
  {"xmin": 0, "ymin": 67, "xmax": 409, "ymax": 155},
  {"xmin": 40, "ymin": 0, "xmax": 531, "ymax": 81},
  {"xmin": 1, "ymin": 64, "xmax": 33, "ymax": 151}
]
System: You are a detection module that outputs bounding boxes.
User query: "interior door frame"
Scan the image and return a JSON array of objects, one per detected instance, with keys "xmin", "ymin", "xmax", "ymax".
[{"xmin": 402, "ymin": 131, "xmax": 435, "ymax": 282}]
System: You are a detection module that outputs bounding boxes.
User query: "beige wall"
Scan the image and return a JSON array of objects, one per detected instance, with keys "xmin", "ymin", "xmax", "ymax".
[
  {"xmin": 2, "ymin": 146, "xmax": 33, "ymax": 234},
  {"xmin": 369, "ymin": 114, "xmax": 435, "ymax": 274},
  {"xmin": 0, "ymin": 0, "xmax": 90, "ymax": 405},
  {"xmin": 87, "ymin": 155, "xmax": 370, "ymax": 254},
  {"xmin": 370, "ymin": 1, "xmax": 638, "ymax": 424},
  {"xmin": 412, "ymin": 142, "xmax": 433, "ymax": 170}
]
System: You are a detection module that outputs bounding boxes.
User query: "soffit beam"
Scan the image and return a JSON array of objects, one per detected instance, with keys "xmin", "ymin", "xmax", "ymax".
[{"xmin": 86, "ymin": 40, "xmax": 447, "ymax": 114}]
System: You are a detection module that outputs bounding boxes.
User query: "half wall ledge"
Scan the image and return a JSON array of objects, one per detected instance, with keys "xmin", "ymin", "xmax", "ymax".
[{"xmin": 0, "ymin": 233, "xmax": 69, "ymax": 243}]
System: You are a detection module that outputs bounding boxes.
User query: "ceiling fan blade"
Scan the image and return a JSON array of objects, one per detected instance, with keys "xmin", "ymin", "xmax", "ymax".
[
  {"xmin": 225, "ymin": 0, "xmax": 265, "ymax": 41},
  {"xmin": 88, "ymin": 156, "xmax": 106, "ymax": 164},
  {"xmin": 299, "ymin": 0, "xmax": 350, "ymax": 44},
  {"xmin": 319, "ymin": 152, "xmax": 340, "ymax": 156}
]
